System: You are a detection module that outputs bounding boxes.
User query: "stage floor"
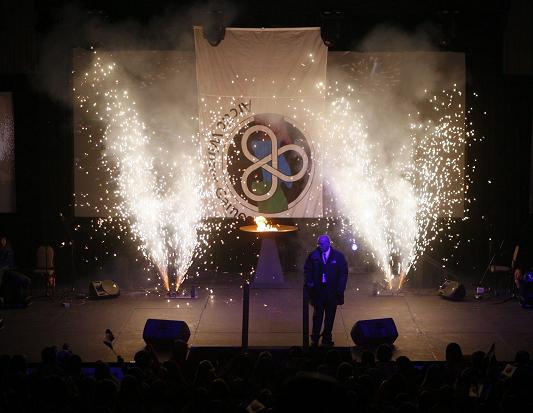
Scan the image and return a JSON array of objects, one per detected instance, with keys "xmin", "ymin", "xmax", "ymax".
[{"xmin": 1, "ymin": 272, "xmax": 532, "ymax": 362}]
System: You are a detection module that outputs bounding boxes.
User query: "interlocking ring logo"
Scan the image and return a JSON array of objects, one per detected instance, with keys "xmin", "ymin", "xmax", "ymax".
[{"xmin": 240, "ymin": 125, "xmax": 309, "ymax": 202}]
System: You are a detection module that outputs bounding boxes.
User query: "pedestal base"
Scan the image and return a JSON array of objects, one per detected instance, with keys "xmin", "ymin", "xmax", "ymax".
[{"xmin": 251, "ymin": 237, "xmax": 285, "ymax": 288}]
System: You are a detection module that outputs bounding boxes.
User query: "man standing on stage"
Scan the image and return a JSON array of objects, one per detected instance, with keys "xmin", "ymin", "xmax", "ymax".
[{"xmin": 304, "ymin": 234, "xmax": 348, "ymax": 346}]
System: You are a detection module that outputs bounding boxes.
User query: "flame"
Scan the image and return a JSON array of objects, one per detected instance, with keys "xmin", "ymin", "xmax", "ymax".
[{"xmin": 254, "ymin": 216, "xmax": 278, "ymax": 232}]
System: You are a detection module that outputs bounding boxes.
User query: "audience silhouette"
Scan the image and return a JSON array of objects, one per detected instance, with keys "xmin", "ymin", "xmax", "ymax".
[{"xmin": 0, "ymin": 341, "xmax": 531, "ymax": 412}]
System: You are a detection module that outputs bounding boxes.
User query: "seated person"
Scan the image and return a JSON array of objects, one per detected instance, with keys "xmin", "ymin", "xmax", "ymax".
[{"xmin": 0, "ymin": 235, "xmax": 31, "ymax": 306}]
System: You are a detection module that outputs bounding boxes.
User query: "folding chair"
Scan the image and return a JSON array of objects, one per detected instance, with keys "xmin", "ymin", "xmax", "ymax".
[{"xmin": 34, "ymin": 245, "xmax": 56, "ymax": 296}]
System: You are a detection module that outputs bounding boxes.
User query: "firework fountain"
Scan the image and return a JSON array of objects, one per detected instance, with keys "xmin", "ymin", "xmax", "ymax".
[
  {"xmin": 75, "ymin": 55, "xmax": 204, "ymax": 292},
  {"xmin": 319, "ymin": 84, "xmax": 470, "ymax": 289}
]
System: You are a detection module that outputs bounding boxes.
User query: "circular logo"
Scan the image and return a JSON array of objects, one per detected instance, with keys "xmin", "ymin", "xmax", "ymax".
[{"xmin": 224, "ymin": 114, "xmax": 314, "ymax": 214}]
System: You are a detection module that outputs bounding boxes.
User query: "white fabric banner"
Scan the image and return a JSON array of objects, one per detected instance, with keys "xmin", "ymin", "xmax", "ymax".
[{"xmin": 195, "ymin": 27, "xmax": 326, "ymax": 218}]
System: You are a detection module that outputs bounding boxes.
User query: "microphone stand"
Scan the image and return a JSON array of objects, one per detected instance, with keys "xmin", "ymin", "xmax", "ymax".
[{"xmin": 477, "ymin": 239, "xmax": 505, "ymax": 288}]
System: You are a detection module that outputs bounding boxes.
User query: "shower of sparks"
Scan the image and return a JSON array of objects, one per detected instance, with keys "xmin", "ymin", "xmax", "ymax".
[
  {"xmin": 318, "ymin": 83, "xmax": 473, "ymax": 287},
  {"xmin": 75, "ymin": 54, "xmax": 205, "ymax": 291}
]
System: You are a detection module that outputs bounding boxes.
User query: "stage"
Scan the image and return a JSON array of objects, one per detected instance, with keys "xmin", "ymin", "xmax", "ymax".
[{"xmin": 1, "ymin": 271, "xmax": 532, "ymax": 362}]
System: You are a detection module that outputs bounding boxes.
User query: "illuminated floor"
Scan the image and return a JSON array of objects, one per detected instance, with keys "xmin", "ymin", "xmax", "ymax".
[{"xmin": 1, "ymin": 271, "xmax": 532, "ymax": 362}]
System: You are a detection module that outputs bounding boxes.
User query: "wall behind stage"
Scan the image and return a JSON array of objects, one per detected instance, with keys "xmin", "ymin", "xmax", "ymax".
[
  {"xmin": 0, "ymin": 92, "xmax": 16, "ymax": 213},
  {"xmin": 72, "ymin": 47, "xmax": 465, "ymax": 218}
]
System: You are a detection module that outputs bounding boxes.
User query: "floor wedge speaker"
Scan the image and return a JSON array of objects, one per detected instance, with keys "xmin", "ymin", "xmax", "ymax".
[
  {"xmin": 88, "ymin": 280, "xmax": 120, "ymax": 299},
  {"xmin": 438, "ymin": 280, "xmax": 465, "ymax": 301},
  {"xmin": 351, "ymin": 318, "xmax": 398, "ymax": 347},
  {"xmin": 143, "ymin": 319, "xmax": 191, "ymax": 348},
  {"xmin": 518, "ymin": 271, "xmax": 533, "ymax": 308}
]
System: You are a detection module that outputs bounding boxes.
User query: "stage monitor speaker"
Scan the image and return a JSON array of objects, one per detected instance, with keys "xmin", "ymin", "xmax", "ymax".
[
  {"xmin": 143, "ymin": 319, "xmax": 191, "ymax": 348},
  {"xmin": 518, "ymin": 271, "xmax": 533, "ymax": 308},
  {"xmin": 88, "ymin": 280, "xmax": 120, "ymax": 299},
  {"xmin": 350, "ymin": 318, "xmax": 398, "ymax": 347},
  {"xmin": 438, "ymin": 280, "xmax": 465, "ymax": 301}
]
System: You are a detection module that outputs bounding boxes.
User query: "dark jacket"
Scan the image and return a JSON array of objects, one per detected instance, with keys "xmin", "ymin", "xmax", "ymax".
[
  {"xmin": 304, "ymin": 247, "xmax": 348, "ymax": 295},
  {"xmin": 0, "ymin": 246, "xmax": 15, "ymax": 270}
]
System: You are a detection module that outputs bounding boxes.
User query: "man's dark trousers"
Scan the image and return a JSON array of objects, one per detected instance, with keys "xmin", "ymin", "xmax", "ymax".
[{"xmin": 311, "ymin": 285, "xmax": 337, "ymax": 343}]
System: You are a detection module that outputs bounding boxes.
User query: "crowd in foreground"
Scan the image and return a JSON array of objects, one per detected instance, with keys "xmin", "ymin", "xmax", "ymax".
[{"xmin": 1, "ymin": 341, "xmax": 532, "ymax": 413}]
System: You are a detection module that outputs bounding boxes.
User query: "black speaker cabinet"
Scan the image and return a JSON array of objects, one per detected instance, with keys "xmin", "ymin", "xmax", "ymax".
[
  {"xmin": 143, "ymin": 319, "xmax": 191, "ymax": 347},
  {"xmin": 438, "ymin": 280, "xmax": 465, "ymax": 301},
  {"xmin": 88, "ymin": 280, "xmax": 120, "ymax": 299},
  {"xmin": 518, "ymin": 277, "xmax": 533, "ymax": 307},
  {"xmin": 351, "ymin": 318, "xmax": 398, "ymax": 346}
]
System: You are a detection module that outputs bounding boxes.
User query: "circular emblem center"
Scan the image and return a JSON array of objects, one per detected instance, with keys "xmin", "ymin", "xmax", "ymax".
[{"xmin": 225, "ymin": 114, "xmax": 314, "ymax": 214}]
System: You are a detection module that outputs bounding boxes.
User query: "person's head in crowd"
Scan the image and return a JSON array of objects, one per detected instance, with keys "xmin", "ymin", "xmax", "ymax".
[
  {"xmin": 171, "ymin": 339, "xmax": 189, "ymax": 364},
  {"xmin": 162, "ymin": 360, "xmax": 183, "ymax": 382},
  {"xmin": 94, "ymin": 360, "xmax": 113, "ymax": 381},
  {"xmin": 65, "ymin": 354, "xmax": 82, "ymax": 377},
  {"xmin": 118, "ymin": 374, "xmax": 143, "ymax": 404},
  {"xmin": 9, "ymin": 354, "xmax": 27, "ymax": 375},
  {"xmin": 41, "ymin": 346, "xmax": 57, "ymax": 364},
  {"xmin": 378, "ymin": 373, "xmax": 407, "ymax": 402},
  {"xmin": 354, "ymin": 374, "xmax": 375, "ymax": 405},
  {"xmin": 436, "ymin": 384, "xmax": 454, "ymax": 407},
  {"xmin": 257, "ymin": 350, "xmax": 273, "ymax": 362},
  {"xmin": 471, "ymin": 350, "xmax": 486, "ymax": 373},
  {"xmin": 376, "ymin": 344, "xmax": 393, "ymax": 362},
  {"xmin": 421, "ymin": 364, "xmax": 444, "ymax": 390},
  {"xmin": 514, "ymin": 350, "xmax": 530, "ymax": 365},
  {"xmin": 233, "ymin": 351, "xmax": 252, "ymax": 378},
  {"xmin": 0, "ymin": 354, "xmax": 10, "ymax": 372},
  {"xmin": 445, "ymin": 342, "xmax": 463, "ymax": 364},
  {"xmin": 78, "ymin": 375, "xmax": 97, "ymax": 403},
  {"xmin": 253, "ymin": 351, "xmax": 274, "ymax": 376},
  {"xmin": 147, "ymin": 378, "xmax": 167, "ymax": 402},
  {"xmin": 57, "ymin": 343, "xmax": 72, "ymax": 365},
  {"xmin": 397, "ymin": 401, "xmax": 418, "ymax": 413},
  {"xmin": 394, "ymin": 392, "xmax": 410, "ymax": 405},
  {"xmin": 124, "ymin": 365, "xmax": 145, "ymax": 383},
  {"xmin": 257, "ymin": 387, "xmax": 274, "ymax": 408},
  {"xmin": 324, "ymin": 348, "xmax": 341, "ymax": 366},
  {"xmin": 360, "ymin": 351, "xmax": 375, "ymax": 368},
  {"xmin": 288, "ymin": 346, "xmax": 303, "ymax": 359},
  {"xmin": 42, "ymin": 375, "xmax": 68, "ymax": 409},
  {"xmin": 208, "ymin": 377, "xmax": 230, "ymax": 400},
  {"xmin": 134, "ymin": 349, "xmax": 153, "ymax": 371},
  {"xmin": 0, "ymin": 235, "xmax": 8, "ymax": 249},
  {"xmin": 387, "ymin": 373, "xmax": 407, "ymax": 395},
  {"xmin": 277, "ymin": 372, "xmax": 352, "ymax": 413},
  {"xmin": 229, "ymin": 377, "xmax": 250, "ymax": 401},
  {"xmin": 186, "ymin": 386, "xmax": 210, "ymax": 411},
  {"xmin": 194, "ymin": 359, "xmax": 217, "ymax": 387},
  {"xmin": 336, "ymin": 361, "xmax": 354, "ymax": 382},
  {"xmin": 395, "ymin": 355, "xmax": 412, "ymax": 371},
  {"xmin": 94, "ymin": 378, "xmax": 118, "ymax": 409},
  {"xmin": 418, "ymin": 389, "xmax": 437, "ymax": 411}
]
